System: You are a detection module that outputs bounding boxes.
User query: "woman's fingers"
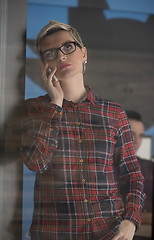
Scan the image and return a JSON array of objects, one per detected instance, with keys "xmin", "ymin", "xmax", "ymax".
[
  {"xmin": 41, "ymin": 64, "xmax": 63, "ymax": 106},
  {"xmin": 47, "ymin": 68, "xmax": 57, "ymax": 82},
  {"xmin": 42, "ymin": 63, "xmax": 57, "ymax": 82}
]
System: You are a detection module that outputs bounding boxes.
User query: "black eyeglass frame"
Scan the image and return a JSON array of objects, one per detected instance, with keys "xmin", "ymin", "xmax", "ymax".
[{"xmin": 40, "ymin": 41, "xmax": 81, "ymax": 61}]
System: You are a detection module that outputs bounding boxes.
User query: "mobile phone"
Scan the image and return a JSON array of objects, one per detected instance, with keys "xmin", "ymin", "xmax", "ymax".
[{"xmin": 52, "ymin": 75, "xmax": 58, "ymax": 81}]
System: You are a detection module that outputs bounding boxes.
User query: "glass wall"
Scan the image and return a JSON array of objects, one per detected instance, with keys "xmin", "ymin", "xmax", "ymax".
[
  {"xmin": 24, "ymin": 1, "xmax": 154, "ymax": 239},
  {"xmin": 1, "ymin": 0, "xmax": 153, "ymax": 239}
]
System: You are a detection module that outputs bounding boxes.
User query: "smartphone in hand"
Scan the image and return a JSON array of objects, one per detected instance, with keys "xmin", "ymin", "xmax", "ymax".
[{"xmin": 47, "ymin": 68, "xmax": 58, "ymax": 82}]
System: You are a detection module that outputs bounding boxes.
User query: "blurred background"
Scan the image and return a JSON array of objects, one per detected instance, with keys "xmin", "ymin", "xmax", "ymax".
[{"xmin": 0, "ymin": 0, "xmax": 154, "ymax": 239}]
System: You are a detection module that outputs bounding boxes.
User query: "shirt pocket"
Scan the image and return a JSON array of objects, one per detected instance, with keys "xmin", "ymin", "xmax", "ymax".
[{"xmin": 92, "ymin": 125, "xmax": 117, "ymax": 166}]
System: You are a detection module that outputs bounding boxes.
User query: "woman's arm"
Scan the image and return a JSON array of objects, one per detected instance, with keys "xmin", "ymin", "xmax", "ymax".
[
  {"xmin": 21, "ymin": 97, "xmax": 63, "ymax": 173},
  {"xmin": 114, "ymin": 107, "xmax": 145, "ymax": 229}
]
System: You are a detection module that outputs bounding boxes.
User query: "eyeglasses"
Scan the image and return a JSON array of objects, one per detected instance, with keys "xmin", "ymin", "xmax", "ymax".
[{"xmin": 40, "ymin": 41, "xmax": 80, "ymax": 61}]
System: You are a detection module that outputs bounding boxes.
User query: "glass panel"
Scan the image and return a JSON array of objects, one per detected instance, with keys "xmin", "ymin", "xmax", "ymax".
[{"xmin": 24, "ymin": 1, "xmax": 154, "ymax": 239}]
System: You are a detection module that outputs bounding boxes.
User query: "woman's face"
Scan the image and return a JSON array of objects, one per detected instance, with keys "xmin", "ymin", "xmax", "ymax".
[{"xmin": 39, "ymin": 31, "xmax": 87, "ymax": 81}]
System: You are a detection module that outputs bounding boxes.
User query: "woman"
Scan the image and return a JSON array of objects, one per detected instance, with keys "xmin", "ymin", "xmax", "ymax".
[{"xmin": 21, "ymin": 20, "xmax": 145, "ymax": 240}]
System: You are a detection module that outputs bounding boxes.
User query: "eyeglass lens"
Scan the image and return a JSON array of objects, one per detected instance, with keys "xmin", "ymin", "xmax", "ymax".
[{"xmin": 42, "ymin": 42, "xmax": 76, "ymax": 61}]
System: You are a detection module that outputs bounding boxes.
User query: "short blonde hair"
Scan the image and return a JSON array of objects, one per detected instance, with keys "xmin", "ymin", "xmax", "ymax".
[{"xmin": 36, "ymin": 20, "xmax": 84, "ymax": 53}]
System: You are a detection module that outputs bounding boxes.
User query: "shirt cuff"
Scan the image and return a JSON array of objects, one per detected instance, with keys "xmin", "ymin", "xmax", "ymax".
[{"xmin": 124, "ymin": 208, "xmax": 142, "ymax": 230}]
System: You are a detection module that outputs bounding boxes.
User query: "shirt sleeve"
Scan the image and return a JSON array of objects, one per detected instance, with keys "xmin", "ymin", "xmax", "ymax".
[
  {"xmin": 21, "ymin": 98, "xmax": 63, "ymax": 173},
  {"xmin": 114, "ymin": 106, "xmax": 145, "ymax": 229}
]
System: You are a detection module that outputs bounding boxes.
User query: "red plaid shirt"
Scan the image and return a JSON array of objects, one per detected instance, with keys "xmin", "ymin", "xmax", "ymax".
[{"xmin": 21, "ymin": 87, "xmax": 145, "ymax": 240}]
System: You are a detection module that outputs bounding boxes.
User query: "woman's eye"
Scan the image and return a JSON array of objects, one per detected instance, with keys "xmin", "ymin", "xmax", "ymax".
[
  {"xmin": 47, "ymin": 51, "xmax": 55, "ymax": 57},
  {"xmin": 64, "ymin": 43, "xmax": 73, "ymax": 50},
  {"xmin": 44, "ymin": 51, "xmax": 55, "ymax": 59}
]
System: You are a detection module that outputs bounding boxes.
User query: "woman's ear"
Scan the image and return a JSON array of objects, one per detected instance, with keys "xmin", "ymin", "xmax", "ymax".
[{"xmin": 82, "ymin": 47, "xmax": 87, "ymax": 61}]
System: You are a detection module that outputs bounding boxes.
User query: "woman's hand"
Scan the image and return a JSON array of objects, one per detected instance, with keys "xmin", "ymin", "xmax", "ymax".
[
  {"xmin": 112, "ymin": 220, "xmax": 136, "ymax": 240},
  {"xmin": 42, "ymin": 64, "xmax": 64, "ymax": 107}
]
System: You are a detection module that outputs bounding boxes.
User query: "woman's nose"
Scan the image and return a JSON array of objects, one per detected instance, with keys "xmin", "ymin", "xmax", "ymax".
[{"xmin": 57, "ymin": 50, "xmax": 66, "ymax": 62}]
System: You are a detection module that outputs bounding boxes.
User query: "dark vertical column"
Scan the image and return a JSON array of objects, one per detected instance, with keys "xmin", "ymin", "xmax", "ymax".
[{"xmin": 0, "ymin": 0, "xmax": 27, "ymax": 239}]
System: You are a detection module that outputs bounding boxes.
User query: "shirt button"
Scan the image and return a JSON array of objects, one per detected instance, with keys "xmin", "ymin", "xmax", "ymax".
[
  {"xmin": 74, "ymin": 105, "xmax": 77, "ymax": 109},
  {"xmin": 84, "ymin": 199, "xmax": 88, "ymax": 203},
  {"xmin": 50, "ymin": 128, "xmax": 54, "ymax": 131},
  {"xmin": 82, "ymin": 179, "xmax": 85, "ymax": 183},
  {"xmin": 76, "ymin": 122, "xmax": 80, "ymax": 125},
  {"xmin": 79, "ymin": 139, "xmax": 83, "ymax": 143},
  {"xmin": 54, "ymin": 110, "xmax": 58, "ymax": 114},
  {"xmin": 80, "ymin": 159, "xmax": 84, "ymax": 163},
  {"xmin": 87, "ymin": 218, "xmax": 91, "ymax": 222}
]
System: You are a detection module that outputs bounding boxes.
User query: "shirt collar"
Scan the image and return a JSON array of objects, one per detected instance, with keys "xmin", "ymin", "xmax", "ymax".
[
  {"xmin": 85, "ymin": 86, "xmax": 95, "ymax": 105},
  {"xmin": 63, "ymin": 86, "xmax": 95, "ymax": 106}
]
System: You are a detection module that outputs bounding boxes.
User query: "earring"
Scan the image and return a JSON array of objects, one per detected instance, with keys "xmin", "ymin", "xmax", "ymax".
[{"xmin": 83, "ymin": 60, "xmax": 87, "ymax": 73}]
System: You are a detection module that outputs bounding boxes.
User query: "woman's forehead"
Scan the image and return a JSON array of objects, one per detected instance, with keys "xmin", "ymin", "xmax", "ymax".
[{"xmin": 40, "ymin": 31, "xmax": 74, "ymax": 49}]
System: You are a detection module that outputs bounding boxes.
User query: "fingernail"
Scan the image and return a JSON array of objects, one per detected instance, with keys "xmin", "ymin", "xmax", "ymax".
[{"xmin": 47, "ymin": 68, "xmax": 52, "ymax": 74}]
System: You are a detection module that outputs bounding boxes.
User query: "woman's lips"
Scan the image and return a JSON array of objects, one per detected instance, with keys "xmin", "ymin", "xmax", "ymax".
[{"xmin": 59, "ymin": 63, "xmax": 71, "ymax": 70}]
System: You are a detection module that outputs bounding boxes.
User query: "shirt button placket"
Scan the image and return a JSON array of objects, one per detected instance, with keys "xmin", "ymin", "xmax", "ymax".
[{"xmin": 74, "ymin": 103, "xmax": 88, "ymax": 218}]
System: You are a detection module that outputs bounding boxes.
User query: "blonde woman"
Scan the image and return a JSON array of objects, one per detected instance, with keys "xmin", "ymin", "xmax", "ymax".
[{"xmin": 21, "ymin": 20, "xmax": 145, "ymax": 240}]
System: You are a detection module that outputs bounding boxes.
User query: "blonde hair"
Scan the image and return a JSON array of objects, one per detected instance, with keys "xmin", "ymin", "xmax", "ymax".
[{"xmin": 36, "ymin": 20, "xmax": 84, "ymax": 53}]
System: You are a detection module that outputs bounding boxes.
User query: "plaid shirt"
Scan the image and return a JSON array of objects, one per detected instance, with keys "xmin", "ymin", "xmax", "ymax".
[{"xmin": 21, "ymin": 87, "xmax": 145, "ymax": 240}]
